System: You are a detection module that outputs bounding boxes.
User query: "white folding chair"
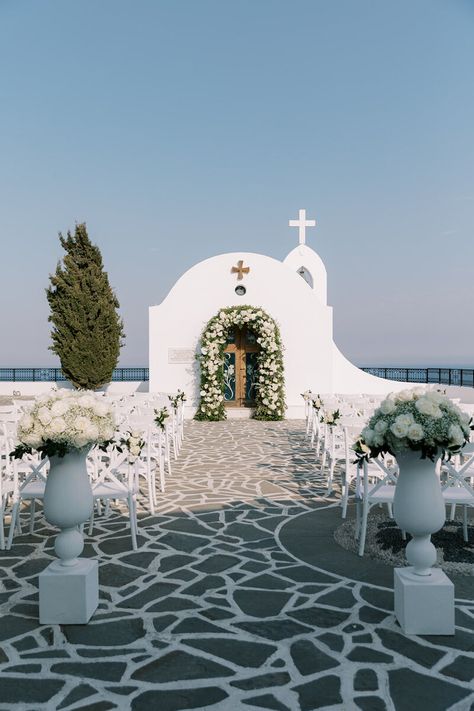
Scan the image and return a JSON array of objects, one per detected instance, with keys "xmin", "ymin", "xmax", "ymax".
[
  {"xmin": 356, "ymin": 457, "xmax": 399, "ymax": 556},
  {"xmin": 442, "ymin": 446, "xmax": 474, "ymax": 542},
  {"xmin": 88, "ymin": 447, "xmax": 139, "ymax": 550},
  {"xmin": 7, "ymin": 455, "xmax": 48, "ymax": 549}
]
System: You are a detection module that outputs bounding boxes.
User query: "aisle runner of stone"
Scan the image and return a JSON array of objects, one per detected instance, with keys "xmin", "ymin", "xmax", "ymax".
[{"xmin": 0, "ymin": 421, "xmax": 473, "ymax": 711}]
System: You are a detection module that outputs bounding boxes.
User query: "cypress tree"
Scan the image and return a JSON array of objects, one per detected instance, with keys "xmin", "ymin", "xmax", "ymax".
[{"xmin": 46, "ymin": 223, "xmax": 125, "ymax": 390}]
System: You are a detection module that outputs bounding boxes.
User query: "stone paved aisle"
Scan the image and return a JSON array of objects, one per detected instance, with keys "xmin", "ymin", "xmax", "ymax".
[{"xmin": 0, "ymin": 421, "xmax": 473, "ymax": 711}]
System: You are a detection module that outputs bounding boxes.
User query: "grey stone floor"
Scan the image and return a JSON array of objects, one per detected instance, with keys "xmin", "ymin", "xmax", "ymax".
[{"xmin": 0, "ymin": 420, "xmax": 473, "ymax": 711}]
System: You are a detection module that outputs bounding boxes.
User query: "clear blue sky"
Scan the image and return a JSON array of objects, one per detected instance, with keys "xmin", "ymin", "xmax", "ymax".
[{"xmin": 1, "ymin": 0, "xmax": 473, "ymax": 366}]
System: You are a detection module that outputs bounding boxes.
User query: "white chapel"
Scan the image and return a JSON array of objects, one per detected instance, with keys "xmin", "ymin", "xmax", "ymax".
[{"xmin": 149, "ymin": 210, "xmax": 402, "ymax": 417}]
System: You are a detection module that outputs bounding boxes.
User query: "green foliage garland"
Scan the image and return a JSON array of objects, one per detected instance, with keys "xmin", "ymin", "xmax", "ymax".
[
  {"xmin": 194, "ymin": 305, "xmax": 285, "ymax": 421},
  {"xmin": 46, "ymin": 223, "xmax": 125, "ymax": 390}
]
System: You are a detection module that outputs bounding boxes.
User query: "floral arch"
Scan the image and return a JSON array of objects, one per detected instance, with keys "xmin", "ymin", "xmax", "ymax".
[{"xmin": 194, "ymin": 305, "xmax": 285, "ymax": 421}]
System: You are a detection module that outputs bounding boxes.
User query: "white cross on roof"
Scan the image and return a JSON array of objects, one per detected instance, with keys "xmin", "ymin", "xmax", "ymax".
[{"xmin": 289, "ymin": 208, "xmax": 316, "ymax": 245}]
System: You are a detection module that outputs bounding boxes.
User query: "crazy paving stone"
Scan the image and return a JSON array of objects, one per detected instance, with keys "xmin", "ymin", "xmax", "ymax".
[
  {"xmin": 105, "ymin": 686, "xmax": 138, "ymax": 696},
  {"xmin": 152, "ymin": 615, "xmax": 177, "ymax": 632},
  {"xmin": 0, "ymin": 615, "xmax": 38, "ymax": 642},
  {"xmin": 200, "ymin": 606, "xmax": 235, "ymax": 621},
  {"xmin": 388, "ymin": 668, "xmax": 471, "ymax": 711},
  {"xmin": 290, "ymin": 639, "xmax": 340, "ymax": 676},
  {"xmin": 131, "ymin": 687, "xmax": 228, "ymax": 711},
  {"xmin": 72, "ymin": 702, "xmax": 116, "ymax": 711},
  {"xmin": 278, "ymin": 566, "xmax": 338, "ymax": 584},
  {"xmin": 234, "ymin": 588, "xmax": 292, "ymax": 618},
  {"xmin": 455, "ymin": 608, "xmax": 474, "ymax": 631},
  {"xmin": 116, "ymin": 582, "xmax": 179, "ymax": 608},
  {"xmin": 243, "ymin": 693, "xmax": 290, "ymax": 710},
  {"xmin": 359, "ymin": 586, "xmax": 394, "ymax": 611},
  {"xmin": 148, "ymin": 597, "xmax": 201, "ymax": 613},
  {"xmin": 98, "ymin": 535, "xmax": 147, "ymax": 555},
  {"xmin": 0, "ymin": 678, "xmax": 64, "ymax": 704},
  {"xmin": 131, "ymin": 650, "xmax": 234, "ymax": 682},
  {"xmin": 180, "ymin": 574, "xmax": 226, "ymax": 595},
  {"xmin": 359, "ymin": 606, "xmax": 389, "ymax": 624},
  {"xmin": 50, "ymin": 662, "xmax": 126, "ymax": 682},
  {"xmin": 11, "ymin": 558, "xmax": 51, "ymax": 577},
  {"xmin": 5, "ymin": 663, "xmax": 41, "ymax": 673},
  {"xmin": 235, "ymin": 619, "xmax": 311, "ymax": 641},
  {"xmin": 159, "ymin": 531, "xmax": 208, "ymax": 553},
  {"xmin": 225, "ymin": 522, "xmax": 270, "ymax": 541},
  {"xmin": 316, "ymin": 586, "xmax": 355, "ymax": 609},
  {"xmin": 376, "ymin": 628, "xmax": 444, "ymax": 668},
  {"xmin": 10, "ymin": 603, "xmax": 38, "ymax": 618},
  {"xmin": 63, "ymin": 618, "xmax": 145, "ymax": 646},
  {"xmin": 0, "ymin": 649, "xmax": 8, "ymax": 663},
  {"xmin": 354, "ymin": 668, "xmax": 379, "ymax": 691},
  {"xmin": 293, "ymin": 674, "xmax": 342, "ymax": 710},
  {"xmin": 231, "ymin": 671, "xmax": 291, "ymax": 690},
  {"xmin": 99, "ymin": 563, "xmax": 143, "ymax": 588},
  {"xmin": 440, "ymin": 655, "xmax": 474, "ymax": 682},
  {"xmin": 184, "ymin": 638, "xmax": 277, "ymax": 667},
  {"xmin": 242, "ymin": 573, "xmax": 294, "ymax": 590},
  {"xmin": 22, "ymin": 649, "xmax": 70, "ymax": 659},
  {"xmin": 288, "ymin": 606, "xmax": 350, "ymax": 629},
  {"xmin": 193, "ymin": 554, "xmax": 240, "ymax": 573},
  {"xmin": 158, "ymin": 554, "xmax": 197, "ymax": 572},
  {"xmin": 57, "ymin": 683, "xmax": 98, "ymax": 710},
  {"xmin": 119, "ymin": 551, "xmax": 158, "ymax": 569},
  {"xmin": 422, "ymin": 629, "xmax": 474, "ymax": 652},
  {"xmin": 355, "ymin": 696, "xmax": 387, "ymax": 710},
  {"xmin": 171, "ymin": 617, "xmax": 229, "ymax": 634},
  {"xmin": 347, "ymin": 646, "xmax": 393, "ymax": 663}
]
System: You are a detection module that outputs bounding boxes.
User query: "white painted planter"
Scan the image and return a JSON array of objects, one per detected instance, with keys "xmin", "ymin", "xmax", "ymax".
[
  {"xmin": 44, "ymin": 449, "xmax": 93, "ymax": 567},
  {"xmin": 393, "ymin": 449, "xmax": 445, "ymax": 576}
]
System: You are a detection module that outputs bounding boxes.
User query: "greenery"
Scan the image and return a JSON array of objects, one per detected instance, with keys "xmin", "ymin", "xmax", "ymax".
[
  {"xmin": 154, "ymin": 406, "xmax": 170, "ymax": 430},
  {"xmin": 46, "ymin": 223, "xmax": 125, "ymax": 390},
  {"xmin": 194, "ymin": 305, "xmax": 285, "ymax": 422},
  {"xmin": 168, "ymin": 389, "xmax": 186, "ymax": 411}
]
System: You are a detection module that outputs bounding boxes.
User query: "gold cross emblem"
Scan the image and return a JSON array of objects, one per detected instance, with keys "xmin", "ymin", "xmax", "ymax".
[{"xmin": 231, "ymin": 260, "xmax": 250, "ymax": 281}]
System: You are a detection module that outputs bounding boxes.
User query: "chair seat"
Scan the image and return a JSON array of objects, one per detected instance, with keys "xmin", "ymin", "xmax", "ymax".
[
  {"xmin": 92, "ymin": 482, "xmax": 135, "ymax": 498},
  {"xmin": 359, "ymin": 484, "xmax": 395, "ymax": 502},
  {"xmin": 20, "ymin": 481, "xmax": 46, "ymax": 498},
  {"xmin": 442, "ymin": 487, "xmax": 474, "ymax": 503}
]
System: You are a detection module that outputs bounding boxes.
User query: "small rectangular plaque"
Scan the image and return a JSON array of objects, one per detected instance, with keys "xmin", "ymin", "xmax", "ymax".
[{"xmin": 168, "ymin": 348, "xmax": 195, "ymax": 364}]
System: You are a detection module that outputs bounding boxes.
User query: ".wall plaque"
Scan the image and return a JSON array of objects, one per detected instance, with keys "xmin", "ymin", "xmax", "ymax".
[{"xmin": 168, "ymin": 348, "xmax": 195, "ymax": 364}]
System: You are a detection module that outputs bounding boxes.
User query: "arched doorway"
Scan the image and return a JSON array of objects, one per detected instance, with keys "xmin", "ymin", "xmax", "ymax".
[{"xmin": 223, "ymin": 326, "xmax": 260, "ymax": 408}]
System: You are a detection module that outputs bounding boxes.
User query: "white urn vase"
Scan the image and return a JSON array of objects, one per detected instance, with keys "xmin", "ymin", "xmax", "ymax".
[
  {"xmin": 44, "ymin": 448, "xmax": 93, "ymax": 567},
  {"xmin": 393, "ymin": 449, "xmax": 445, "ymax": 576}
]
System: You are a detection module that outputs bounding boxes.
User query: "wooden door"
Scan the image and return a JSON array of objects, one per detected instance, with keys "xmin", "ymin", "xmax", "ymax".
[{"xmin": 223, "ymin": 327, "xmax": 260, "ymax": 408}]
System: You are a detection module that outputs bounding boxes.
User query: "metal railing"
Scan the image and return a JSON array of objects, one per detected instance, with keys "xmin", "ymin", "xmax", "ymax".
[
  {"xmin": 0, "ymin": 367, "xmax": 149, "ymax": 382},
  {"xmin": 0, "ymin": 366, "xmax": 472, "ymax": 387},
  {"xmin": 361, "ymin": 367, "xmax": 474, "ymax": 388}
]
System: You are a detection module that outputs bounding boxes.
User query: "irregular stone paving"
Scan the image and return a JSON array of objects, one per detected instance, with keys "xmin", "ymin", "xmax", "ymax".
[{"xmin": 0, "ymin": 420, "xmax": 473, "ymax": 711}]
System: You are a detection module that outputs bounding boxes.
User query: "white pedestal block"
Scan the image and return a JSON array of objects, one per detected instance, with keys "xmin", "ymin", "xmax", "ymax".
[
  {"xmin": 39, "ymin": 559, "xmax": 98, "ymax": 625},
  {"xmin": 394, "ymin": 567, "xmax": 455, "ymax": 636}
]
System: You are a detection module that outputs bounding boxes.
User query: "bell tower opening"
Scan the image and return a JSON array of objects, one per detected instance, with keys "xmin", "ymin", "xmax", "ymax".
[{"xmin": 297, "ymin": 266, "xmax": 313, "ymax": 288}]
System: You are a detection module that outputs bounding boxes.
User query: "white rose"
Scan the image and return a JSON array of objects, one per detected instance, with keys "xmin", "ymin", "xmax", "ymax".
[
  {"xmin": 396, "ymin": 390, "xmax": 415, "ymax": 403},
  {"xmin": 72, "ymin": 433, "xmax": 89, "ymax": 448},
  {"xmin": 448, "ymin": 424, "xmax": 465, "ymax": 446},
  {"xmin": 84, "ymin": 423, "xmax": 99, "ymax": 441},
  {"xmin": 380, "ymin": 399, "xmax": 396, "ymax": 415},
  {"xmin": 407, "ymin": 423, "xmax": 424, "ymax": 441},
  {"xmin": 51, "ymin": 400, "xmax": 69, "ymax": 417},
  {"xmin": 374, "ymin": 420, "xmax": 388, "ymax": 434},
  {"xmin": 79, "ymin": 395, "xmax": 95, "ymax": 409},
  {"xmin": 50, "ymin": 417, "xmax": 66, "ymax": 435},
  {"xmin": 74, "ymin": 416, "xmax": 90, "ymax": 433},
  {"xmin": 130, "ymin": 430, "xmax": 142, "ymax": 439},
  {"xmin": 362, "ymin": 427, "xmax": 375, "ymax": 446},
  {"xmin": 390, "ymin": 420, "xmax": 409, "ymax": 438},
  {"xmin": 395, "ymin": 413, "xmax": 415, "ymax": 428},
  {"xmin": 23, "ymin": 432, "xmax": 42, "ymax": 448},
  {"xmin": 19, "ymin": 414, "xmax": 34, "ymax": 431},
  {"xmin": 37, "ymin": 407, "xmax": 53, "ymax": 426},
  {"xmin": 130, "ymin": 445, "xmax": 141, "ymax": 456},
  {"xmin": 415, "ymin": 398, "xmax": 442, "ymax": 419},
  {"xmin": 93, "ymin": 401, "xmax": 110, "ymax": 417}
]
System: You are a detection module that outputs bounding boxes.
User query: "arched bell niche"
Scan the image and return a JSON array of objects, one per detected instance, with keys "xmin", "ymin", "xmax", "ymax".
[{"xmin": 297, "ymin": 266, "xmax": 313, "ymax": 288}]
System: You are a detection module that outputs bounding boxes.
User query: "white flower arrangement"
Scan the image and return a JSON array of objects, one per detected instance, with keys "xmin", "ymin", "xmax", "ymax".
[
  {"xmin": 195, "ymin": 305, "xmax": 285, "ymax": 421},
  {"xmin": 13, "ymin": 389, "xmax": 116, "ymax": 459},
  {"xmin": 355, "ymin": 387, "xmax": 472, "ymax": 460},
  {"xmin": 118, "ymin": 429, "xmax": 145, "ymax": 463},
  {"xmin": 322, "ymin": 408, "xmax": 341, "ymax": 426}
]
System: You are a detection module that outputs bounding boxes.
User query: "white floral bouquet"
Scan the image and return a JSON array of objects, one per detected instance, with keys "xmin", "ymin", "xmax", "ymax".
[
  {"xmin": 117, "ymin": 429, "xmax": 145, "ymax": 463},
  {"xmin": 355, "ymin": 388, "xmax": 472, "ymax": 460},
  {"xmin": 311, "ymin": 394, "xmax": 324, "ymax": 411},
  {"xmin": 154, "ymin": 406, "xmax": 169, "ymax": 430},
  {"xmin": 168, "ymin": 390, "xmax": 186, "ymax": 411},
  {"xmin": 322, "ymin": 408, "xmax": 341, "ymax": 426},
  {"xmin": 12, "ymin": 389, "xmax": 116, "ymax": 459}
]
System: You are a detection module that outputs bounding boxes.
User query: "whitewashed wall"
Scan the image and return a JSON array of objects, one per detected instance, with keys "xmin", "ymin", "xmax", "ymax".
[
  {"xmin": 149, "ymin": 250, "xmax": 408, "ymax": 417},
  {"xmin": 0, "ymin": 381, "xmax": 148, "ymax": 397}
]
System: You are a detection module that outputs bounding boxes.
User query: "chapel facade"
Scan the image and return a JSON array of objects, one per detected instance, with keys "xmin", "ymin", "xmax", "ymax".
[{"xmin": 149, "ymin": 210, "xmax": 401, "ymax": 417}]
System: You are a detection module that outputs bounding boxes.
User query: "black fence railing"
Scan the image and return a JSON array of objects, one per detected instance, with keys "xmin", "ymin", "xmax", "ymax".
[
  {"xmin": 1, "ymin": 366, "xmax": 473, "ymax": 387},
  {"xmin": 0, "ymin": 368, "xmax": 149, "ymax": 382},
  {"xmin": 361, "ymin": 367, "xmax": 474, "ymax": 388}
]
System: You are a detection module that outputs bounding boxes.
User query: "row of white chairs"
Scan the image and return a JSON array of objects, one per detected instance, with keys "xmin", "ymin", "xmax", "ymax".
[
  {"xmin": 0, "ymin": 392, "xmax": 187, "ymax": 551},
  {"xmin": 303, "ymin": 392, "xmax": 474, "ymax": 556}
]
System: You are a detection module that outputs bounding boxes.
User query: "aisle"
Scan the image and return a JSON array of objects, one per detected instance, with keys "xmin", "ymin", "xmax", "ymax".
[{"xmin": 0, "ymin": 421, "xmax": 472, "ymax": 711}]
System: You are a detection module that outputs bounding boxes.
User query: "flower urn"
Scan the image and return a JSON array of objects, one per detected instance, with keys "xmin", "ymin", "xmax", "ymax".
[
  {"xmin": 393, "ymin": 449, "xmax": 445, "ymax": 576},
  {"xmin": 44, "ymin": 448, "xmax": 93, "ymax": 566}
]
